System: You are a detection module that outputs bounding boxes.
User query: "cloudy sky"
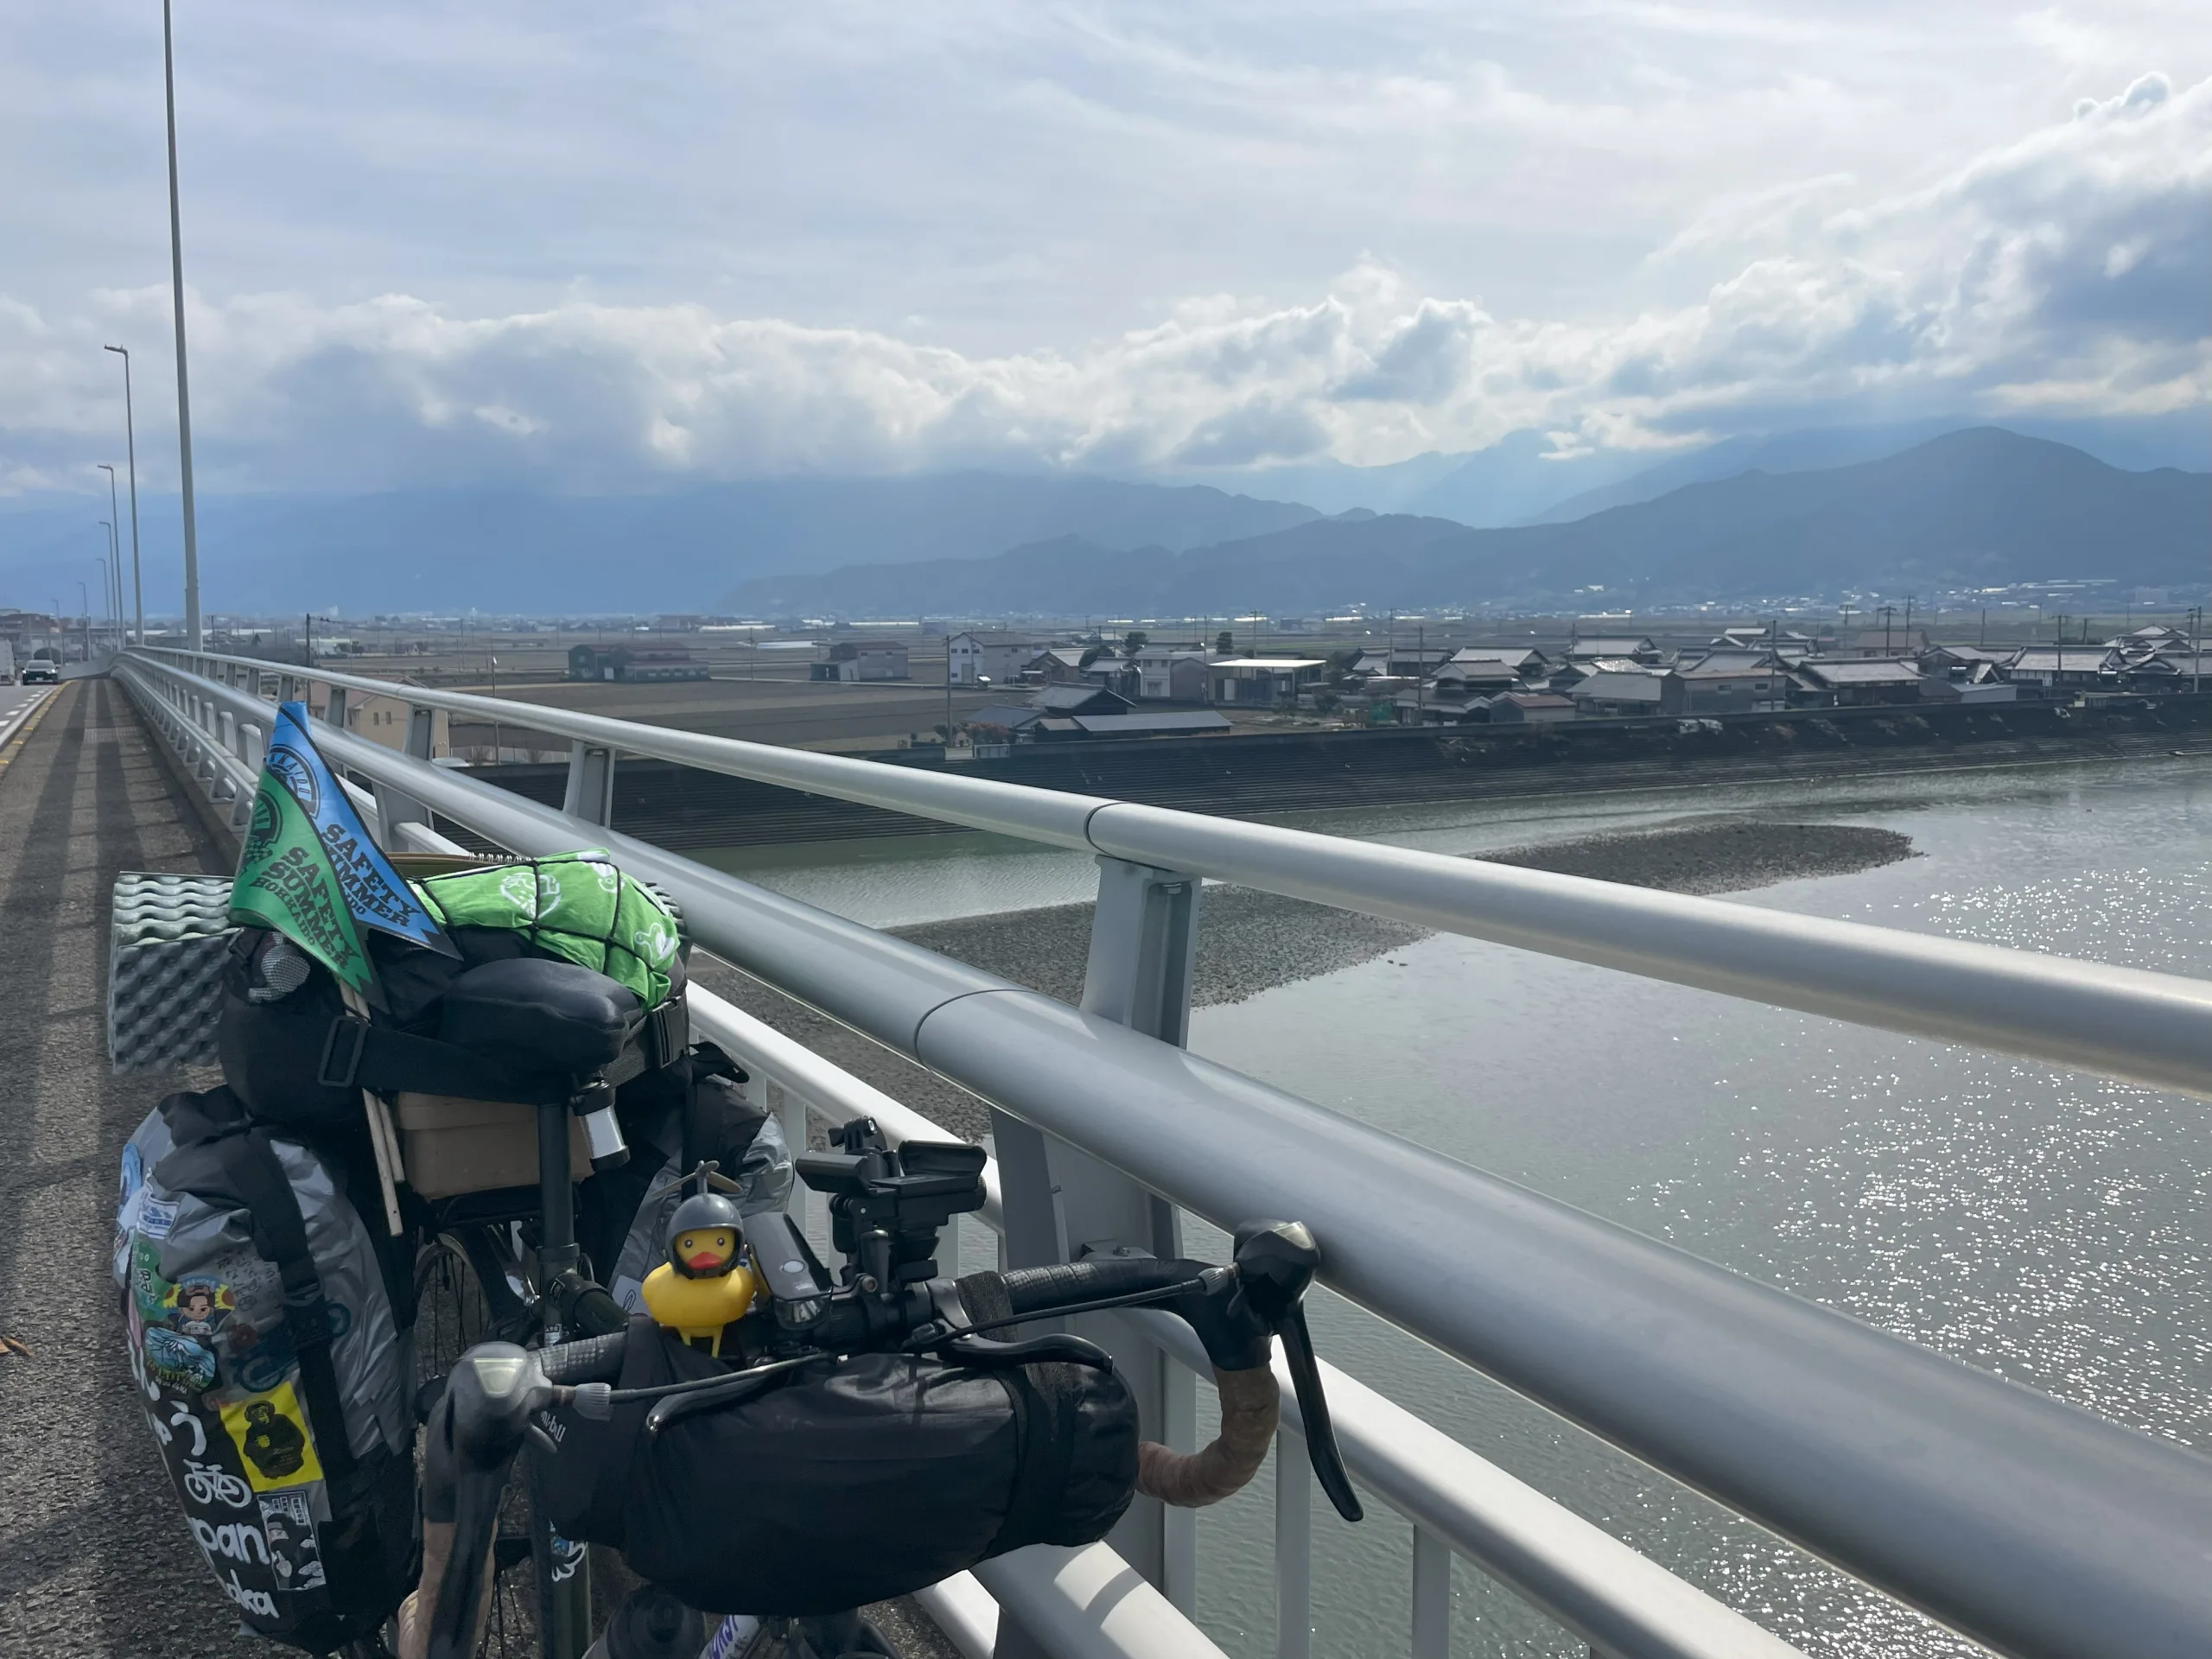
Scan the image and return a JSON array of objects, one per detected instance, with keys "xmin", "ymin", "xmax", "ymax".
[{"xmin": 3, "ymin": 1, "xmax": 2206, "ymax": 495}]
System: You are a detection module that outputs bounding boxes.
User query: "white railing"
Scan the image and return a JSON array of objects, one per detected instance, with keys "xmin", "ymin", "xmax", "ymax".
[{"xmin": 116, "ymin": 649, "xmax": 2212, "ymax": 1659}]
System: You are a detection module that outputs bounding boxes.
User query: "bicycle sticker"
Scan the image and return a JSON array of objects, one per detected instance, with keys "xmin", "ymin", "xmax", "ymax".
[
  {"xmin": 183, "ymin": 1459, "xmax": 255, "ymax": 1510},
  {"xmin": 219, "ymin": 1382, "xmax": 326, "ymax": 1491}
]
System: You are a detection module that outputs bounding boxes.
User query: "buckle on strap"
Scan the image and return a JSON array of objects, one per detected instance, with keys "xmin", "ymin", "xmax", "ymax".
[
  {"xmin": 645, "ymin": 993, "xmax": 689, "ymax": 1069},
  {"xmin": 317, "ymin": 1016, "xmax": 371, "ymax": 1091}
]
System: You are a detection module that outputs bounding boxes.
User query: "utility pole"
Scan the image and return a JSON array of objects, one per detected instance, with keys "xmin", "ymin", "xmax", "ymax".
[
  {"xmin": 104, "ymin": 346, "xmax": 143, "ymax": 645},
  {"xmin": 79, "ymin": 582, "xmax": 92, "ymax": 662},
  {"xmin": 162, "ymin": 0, "xmax": 202, "ymax": 649}
]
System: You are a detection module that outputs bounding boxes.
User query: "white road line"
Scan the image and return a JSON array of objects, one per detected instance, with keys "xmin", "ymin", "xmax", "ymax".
[{"xmin": 0, "ymin": 687, "xmax": 54, "ymax": 752}]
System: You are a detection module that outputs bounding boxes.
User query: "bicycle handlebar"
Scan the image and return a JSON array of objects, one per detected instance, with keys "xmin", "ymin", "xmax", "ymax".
[{"xmin": 418, "ymin": 1220, "xmax": 1360, "ymax": 1657}]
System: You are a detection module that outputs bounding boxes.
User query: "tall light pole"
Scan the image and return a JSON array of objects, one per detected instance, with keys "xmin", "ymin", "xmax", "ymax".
[
  {"xmin": 104, "ymin": 346, "xmax": 143, "ymax": 644},
  {"xmin": 162, "ymin": 0, "xmax": 202, "ymax": 649},
  {"xmin": 97, "ymin": 465, "xmax": 124, "ymax": 627},
  {"xmin": 99, "ymin": 524, "xmax": 117, "ymax": 638},
  {"xmin": 78, "ymin": 582, "xmax": 92, "ymax": 663}
]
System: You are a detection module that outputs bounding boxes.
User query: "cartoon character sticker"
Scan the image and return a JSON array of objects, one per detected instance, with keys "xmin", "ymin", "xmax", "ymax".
[
  {"xmin": 166, "ymin": 1278, "xmax": 233, "ymax": 1340},
  {"xmin": 257, "ymin": 1491, "xmax": 327, "ymax": 1592},
  {"xmin": 219, "ymin": 1383, "xmax": 325, "ymax": 1491}
]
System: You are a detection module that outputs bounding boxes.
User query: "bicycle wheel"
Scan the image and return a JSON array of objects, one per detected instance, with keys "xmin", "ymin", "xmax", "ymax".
[{"xmin": 413, "ymin": 1232, "xmax": 545, "ymax": 1658}]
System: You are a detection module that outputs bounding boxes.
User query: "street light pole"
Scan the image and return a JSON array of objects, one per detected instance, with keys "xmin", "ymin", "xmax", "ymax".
[
  {"xmin": 103, "ymin": 346, "xmax": 143, "ymax": 644},
  {"xmin": 162, "ymin": 0, "xmax": 202, "ymax": 650},
  {"xmin": 98, "ymin": 519, "xmax": 116, "ymax": 628},
  {"xmin": 98, "ymin": 465, "xmax": 124, "ymax": 632},
  {"xmin": 78, "ymin": 582, "xmax": 92, "ymax": 663}
]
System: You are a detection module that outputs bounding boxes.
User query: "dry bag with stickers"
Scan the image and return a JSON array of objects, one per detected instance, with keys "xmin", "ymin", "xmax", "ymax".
[{"xmin": 114, "ymin": 1087, "xmax": 416, "ymax": 1651}]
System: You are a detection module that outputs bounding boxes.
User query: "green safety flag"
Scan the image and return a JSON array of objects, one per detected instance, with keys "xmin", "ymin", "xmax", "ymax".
[{"xmin": 229, "ymin": 772, "xmax": 376, "ymax": 996}]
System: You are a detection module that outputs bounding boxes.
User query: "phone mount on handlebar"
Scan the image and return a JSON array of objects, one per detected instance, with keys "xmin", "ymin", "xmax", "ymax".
[{"xmin": 795, "ymin": 1118, "xmax": 988, "ymax": 1289}]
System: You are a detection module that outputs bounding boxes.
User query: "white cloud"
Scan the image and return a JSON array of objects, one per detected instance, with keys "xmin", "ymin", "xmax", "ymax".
[{"xmin": 1, "ymin": 73, "xmax": 2204, "ymax": 495}]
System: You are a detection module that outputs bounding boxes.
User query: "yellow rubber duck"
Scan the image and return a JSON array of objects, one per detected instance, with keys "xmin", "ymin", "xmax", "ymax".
[{"xmin": 641, "ymin": 1188, "xmax": 757, "ymax": 1356}]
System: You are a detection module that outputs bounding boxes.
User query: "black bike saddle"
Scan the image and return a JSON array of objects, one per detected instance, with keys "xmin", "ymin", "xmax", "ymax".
[{"xmin": 436, "ymin": 957, "xmax": 643, "ymax": 1078}]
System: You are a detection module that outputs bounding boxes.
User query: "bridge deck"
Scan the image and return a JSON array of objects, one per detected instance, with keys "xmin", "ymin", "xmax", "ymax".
[{"xmin": 0, "ymin": 677, "xmax": 253, "ymax": 1656}]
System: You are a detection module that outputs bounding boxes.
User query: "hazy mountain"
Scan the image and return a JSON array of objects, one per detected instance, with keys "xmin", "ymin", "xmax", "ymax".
[
  {"xmin": 0, "ymin": 474, "xmax": 1320, "ymax": 616},
  {"xmin": 1167, "ymin": 410, "xmax": 2212, "ymax": 528},
  {"xmin": 729, "ymin": 429, "xmax": 2212, "ymax": 616},
  {"xmin": 1529, "ymin": 410, "xmax": 2212, "ymax": 526}
]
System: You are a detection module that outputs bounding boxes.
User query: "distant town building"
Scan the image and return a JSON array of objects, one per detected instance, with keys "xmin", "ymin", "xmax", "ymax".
[
  {"xmin": 810, "ymin": 639, "xmax": 911, "ymax": 682},
  {"xmin": 1789, "ymin": 658, "xmax": 1928, "ymax": 708},
  {"xmin": 568, "ymin": 644, "xmax": 709, "ymax": 683},
  {"xmin": 1486, "ymin": 691, "xmax": 1577, "ymax": 724},
  {"xmin": 330, "ymin": 684, "xmax": 451, "ymax": 753},
  {"xmin": 1566, "ymin": 635, "xmax": 1659, "ymax": 664},
  {"xmin": 1566, "ymin": 671, "xmax": 1666, "ymax": 718},
  {"xmin": 1209, "ymin": 658, "xmax": 1326, "ymax": 708},
  {"xmin": 1427, "ymin": 659, "xmax": 1525, "ymax": 697},
  {"xmin": 1132, "ymin": 647, "xmax": 1213, "ymax": 702},
  {"xmin": 1838, "ymin": 628, "xmax": 1930, "ymax": 659},
  {"xmin": 949, "ymin": 631, "xmax": 1054, "ymax": 685},
  {"xmin": 1660, "ymin": 651, "xmax": 1789, "ymax": 715},
  {"xmin": 2006, "ymin": 647, "xmax": 2119, "ymax": 690}
]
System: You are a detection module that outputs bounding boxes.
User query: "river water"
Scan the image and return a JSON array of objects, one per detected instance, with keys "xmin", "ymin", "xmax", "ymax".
[{"xmin": 708, "ymin": 755, "xmax": 2212, "ymax": 1657}]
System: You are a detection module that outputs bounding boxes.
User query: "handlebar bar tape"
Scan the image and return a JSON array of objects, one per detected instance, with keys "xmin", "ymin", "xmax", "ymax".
[
  {"xmin": 985, "ymin": 1257, "xmax": 1212, "ymax": 1318},
  {"xmin": 1137, "ymin": 1366, "xmax": 1280, "ymax": 1508},
  {"xmin": 538, "ymin": 1330, "xmax": 628, "ymax": 1384}
]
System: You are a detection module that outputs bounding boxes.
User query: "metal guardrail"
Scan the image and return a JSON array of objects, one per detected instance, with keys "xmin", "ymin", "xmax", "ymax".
[
  {"xmin": 384, "ymin": 800, "xmax": 1793, "ymax": 1659},
  {"xmin": 135, "ymin": 646, "xmax": 2212, "ymax": 1102},
  {"xmin": 119, "ymin": 652, "xmax": 2212, "ymax": 1659}
]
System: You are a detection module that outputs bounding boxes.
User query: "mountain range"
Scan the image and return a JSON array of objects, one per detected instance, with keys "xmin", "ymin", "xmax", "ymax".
[
  {"xmin": 0, "ymin": 474, "xmax": 1318, "ymax": 617},
  {"xmin": 2, "ymin": 420, "xmax": 2204, "ymax": 618},
  {"xmin": 725, "ymin": 429, "xmax": 2212, "ymax": 616}
]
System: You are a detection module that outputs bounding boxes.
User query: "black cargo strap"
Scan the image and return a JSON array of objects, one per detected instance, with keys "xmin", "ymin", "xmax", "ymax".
[
  {"xmin": 317, "ymin": 1016, "xmax": 570, "ymax": 1105},
  {"xmin": 223, "ymin": 1128, "xmax": 359, "ymax": 1484},
  {"xmin": 316, "ymin": 988, "xmax": 688, "ymax": 1105}
]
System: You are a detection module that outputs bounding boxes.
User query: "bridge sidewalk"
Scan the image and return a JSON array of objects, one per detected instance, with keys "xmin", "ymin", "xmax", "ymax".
[{"xmin": 0, "ymin": 677, "xmax": 256, "ymax": 1657}]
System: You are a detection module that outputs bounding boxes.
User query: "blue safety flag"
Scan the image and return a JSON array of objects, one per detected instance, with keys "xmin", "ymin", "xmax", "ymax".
[{"xmin": 264, "ymin": 702, "xmax": 456, "ymax": 957}]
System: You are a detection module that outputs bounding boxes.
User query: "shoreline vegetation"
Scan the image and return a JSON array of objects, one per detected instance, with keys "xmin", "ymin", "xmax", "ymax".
[{"xmin": 692, "ymin": 818, "xmax": 1914, "ymax": 1143}]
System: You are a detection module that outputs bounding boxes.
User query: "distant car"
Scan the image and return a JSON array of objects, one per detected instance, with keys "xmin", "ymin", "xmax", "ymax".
[{"xmin": 22, "ymin": 659, "xmax": 59, "ymax": 684}]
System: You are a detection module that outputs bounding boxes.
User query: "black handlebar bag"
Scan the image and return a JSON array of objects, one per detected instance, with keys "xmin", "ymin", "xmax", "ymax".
[{"xmin": 539, "ymin": 1318, "xmax": 1138, "ymax": 1614}]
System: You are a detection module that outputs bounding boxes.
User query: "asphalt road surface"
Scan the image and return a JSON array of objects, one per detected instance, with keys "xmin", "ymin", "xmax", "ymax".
[
  {"xmin": 0, "ymin": 678, "xmax": 960, "ymax": 1659},
  {"xmin": 0, "ymin": 677, "xmax": 256, "ymax": 1657}
]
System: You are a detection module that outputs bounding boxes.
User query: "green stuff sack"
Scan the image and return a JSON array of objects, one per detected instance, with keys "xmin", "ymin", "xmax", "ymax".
[{"xmin": 410, "ymin": 850, "xmax": 682, "ymax": 1007}]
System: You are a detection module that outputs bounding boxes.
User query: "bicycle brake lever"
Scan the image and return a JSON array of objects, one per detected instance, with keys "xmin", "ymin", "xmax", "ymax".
[
  {"xmin": 1232, "ymin": 1221, "xmax": 1363, "ymax": 1523},
  {"xmin": 1276, "ymin": 1302, "xmax": 1362, "ymax": 1522}
]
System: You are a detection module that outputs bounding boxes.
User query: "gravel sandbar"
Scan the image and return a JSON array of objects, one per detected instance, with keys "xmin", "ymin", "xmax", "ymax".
[{"xmin": 691, "ymin": 818, "xmax": 1913, "ymax": 1143}]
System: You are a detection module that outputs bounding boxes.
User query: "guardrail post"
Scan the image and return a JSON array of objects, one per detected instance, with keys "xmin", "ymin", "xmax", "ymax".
[
  {"xmin": 1410, "ymin": 1528, "xmax": 1450, "ymax": 1659},
  {"xmin": 1275, "ymin": 1429, "xmax": 1313, "ymax": 1659},
  {"xmin": 993, "ymin": 855, "xmax": 1202, "ymax": 1608},
  {"xmin": 563, "ymin": 741, "xmax": 617, "ymax": 825},
  {"xmin": 324, "ymin": 684, "xmax": 349, "ymax": 730},
  {"xmin": 374, "ymin": 705, "xmax": 439, "ymax": 847}
]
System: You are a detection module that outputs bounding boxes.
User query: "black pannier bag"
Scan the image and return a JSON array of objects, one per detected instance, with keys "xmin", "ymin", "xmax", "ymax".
[{"xmin": 538, "ymin": 1314, "xmax": 1138, "ymax": 1614}]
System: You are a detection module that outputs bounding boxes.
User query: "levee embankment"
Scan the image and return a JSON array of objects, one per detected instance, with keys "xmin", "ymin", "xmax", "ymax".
[{"xmin": 471, "ymin": 693, "xmax": 2212, "ymax": 853}]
